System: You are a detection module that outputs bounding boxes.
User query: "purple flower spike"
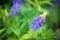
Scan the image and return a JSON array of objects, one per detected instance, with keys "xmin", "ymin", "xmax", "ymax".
[
  {"xmin": 31, "ymin": 11, "xmax": 47, "ymax": 32},
  {"xmin": 52, "ymin": 0, "xmax": 60, "ymax": 6},
  {"xmin": 11, "ymin": 0, "xmax": 22, "ymax": 15},
  {"xmin": 31, "ymin": 16, "xmax": 45, "ymax": 31},
  {"xmin": 13, "ymin": 0, "xmax": 22, "ymax": 5}
]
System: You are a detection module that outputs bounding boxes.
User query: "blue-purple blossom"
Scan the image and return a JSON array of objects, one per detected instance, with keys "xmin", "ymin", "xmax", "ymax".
[
  {"xmin": 13, "ymin": 0, "xmax": 22, "ymax": 5},
  {"xmin": 30, "ymin": 11, "xmax": 47, "ymax": 32},
  {"xmin": 52, "ymin": 0, "xmax": 60, "ymax": 6},
  {"xmin": 31, "ymin": 11, "xmax": 47, "ymax": 31},
  {"xmin": 11, "ymin": 0, "xmax": 22, "ymax": 15},
  {"xmin": 31, "ymin": 16, "xmax": 45, "ymax": 31}
]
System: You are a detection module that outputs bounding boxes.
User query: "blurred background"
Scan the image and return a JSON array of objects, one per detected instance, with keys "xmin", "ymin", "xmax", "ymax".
[{"xmin": 0, "ymin": 0, "xmax": 60, "ymax": 40}]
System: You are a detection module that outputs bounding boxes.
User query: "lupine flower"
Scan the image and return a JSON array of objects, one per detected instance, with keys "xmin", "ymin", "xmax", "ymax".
[
  {"xmin": 52, "ymin": 0, "xmax": 60, "ymax": 6},
  {"xmin": 31, "ymin": 11, "xmax": 47, "ymax": 31},
  {"xmin": 11, "ymin": 0, "xmax": 22, "ymax": 15}
]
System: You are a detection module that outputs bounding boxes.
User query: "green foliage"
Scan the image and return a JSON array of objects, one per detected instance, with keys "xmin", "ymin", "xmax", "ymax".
[{"xmin": 0, "ymin": 0, "xmax": 58, "ymax": 40}]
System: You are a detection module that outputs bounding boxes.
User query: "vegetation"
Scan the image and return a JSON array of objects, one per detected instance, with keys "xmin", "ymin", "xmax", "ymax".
[{"xmin": 0, "ymin": 0, "xmax": 60, "ymax": 40}]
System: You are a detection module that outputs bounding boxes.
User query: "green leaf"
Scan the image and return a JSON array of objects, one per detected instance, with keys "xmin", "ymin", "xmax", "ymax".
[
  {"xmin": 0, "ymin": 28, "xmax": 5, "ymax": 34},
  {"xmin": 10, "ymin": 27, "xmax": 21, "ymax": 38}
]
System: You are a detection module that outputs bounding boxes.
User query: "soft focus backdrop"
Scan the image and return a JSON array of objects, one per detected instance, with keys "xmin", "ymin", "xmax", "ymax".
[{"xmin": 0, "ymin": 0, "xmax": 60, "ymax": 40}]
